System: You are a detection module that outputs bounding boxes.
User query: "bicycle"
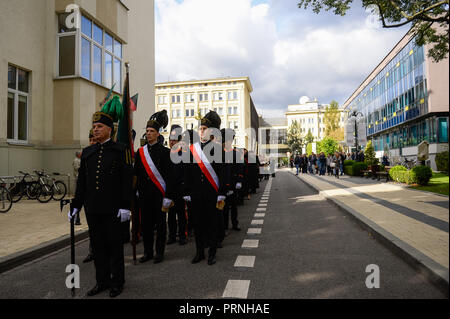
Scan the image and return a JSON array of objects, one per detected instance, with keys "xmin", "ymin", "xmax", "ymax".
[
  {"xmin": 401, "ymin": 157, "xmax": 417, "ymax": 170},
  {"xmin": 49, "ymin": 172, "xmax": 67, "ymax": 201},
  {"xmin": 8, "ymin": 171, "xmax": 39, "ymax": 203},
  {"xmin": 34, "ymin": 170, "xmax": 54, "ymax": 203},
  {"xmin": 0, "ymin": 178, "xmax": 13, "ymax": 213}
]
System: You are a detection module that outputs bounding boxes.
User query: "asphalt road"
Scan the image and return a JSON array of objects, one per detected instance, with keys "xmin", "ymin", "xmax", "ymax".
[{"xmin": 0, "ymin": 171, "xmax": 446, "ymax": 299}]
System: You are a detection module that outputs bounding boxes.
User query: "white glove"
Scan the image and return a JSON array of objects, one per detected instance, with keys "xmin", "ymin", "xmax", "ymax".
[
  {"xmin": 217, "ymin": 195, "xmax": 226, "ymax": 202},
  {"xmin": 162, "ymin": 198, "xmax": 173, "ymax": 208},
  {"xmin": 136, "ymin": 190, "xmax": 139, "ymax": 198},
  {"xmin": 235, "ymin": 182, "xmax": 242, "ymax": 189},
  {"xmin": 227, "ymin": 190, "xmax": 234, "ymax": 196},
  {"xmin": 68, "ymin": 208, "xmax": 79, "ymax": 222},
  {"xmin": 183, "ymin": 196, "xmax": 191, "ymax": 202},
  {"xmin": 117, "ymin": 209, "xmax": 131, "ymax": 222}
]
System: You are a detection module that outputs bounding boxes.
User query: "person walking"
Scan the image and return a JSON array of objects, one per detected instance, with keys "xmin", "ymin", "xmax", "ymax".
[{"xmin": 294, "ymin": 153, "xmax": 301, "ymax": 175}]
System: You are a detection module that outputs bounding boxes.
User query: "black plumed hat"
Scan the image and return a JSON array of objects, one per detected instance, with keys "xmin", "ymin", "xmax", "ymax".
[
  {"xmin": 169, "ymin": 124, "xmax": 182, "ymax": 141},
  {"xmin": 147, "ymin": 110, "xmax": 168, "ymax": 131},
  {"xmin": 201, "ymin": 111, "xmax": 221, "ymax": 129}
]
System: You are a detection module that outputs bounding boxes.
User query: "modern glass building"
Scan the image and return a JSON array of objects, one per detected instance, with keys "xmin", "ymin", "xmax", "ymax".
[{"xmin": 343, "ymin": 29, "xmax": 449, "ymax": 170}]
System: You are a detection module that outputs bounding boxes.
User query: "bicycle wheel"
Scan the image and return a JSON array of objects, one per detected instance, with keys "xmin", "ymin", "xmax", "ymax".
[
  {"xmin": 26, "ymin": 181, "xmax": 40, "ymax": 199},
  {"xmin": 10, "ymin": 184, "xmax": 24, "ymax": 203},
  {"xmin": 0, "ymin": 187, "xmax": 13, "ymax": 213},
  {"xmin": 52, "ymin": 181, "xmax": 67, "ymax": 201},
  {"xmin": 37, "ymin": 184, "xmax": 54, "ymax": 203}
]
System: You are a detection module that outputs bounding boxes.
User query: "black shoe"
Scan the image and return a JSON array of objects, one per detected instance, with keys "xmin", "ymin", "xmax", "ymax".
[
  {"xmin": 207, "ymin": 252, "xmax": 216, "ymax": 265},
  {"xmin": 83, "ymin": 254, "xmax": 94, "ymax": 263},
  {"xmin": 232, "ymin": 226, "xmax": 241, "ymax": 231},
  {"xmin": 167, "ymin": 238, "xmax": 176, "ymax": 245},
  {"xmin": 87, "ymin": 284, "xmax": 109, "ymax": 297},
  {"xmin": 153, "ymin": 255, "xmax": 164, "ymax": 264},
  {"xmin": 139, "ymin": 253, "xmax": 153, "ymax": 263},
  {"xmin": 179, "ymin": 238, "xmax": 187, "ymax": 245},
  {"xmin": 191, "ymin": 251, "xmax": 205, "ymax": 264},
  {"xmin": 109, "ymin": 286, "xmax": 123, "ymax": 298}
]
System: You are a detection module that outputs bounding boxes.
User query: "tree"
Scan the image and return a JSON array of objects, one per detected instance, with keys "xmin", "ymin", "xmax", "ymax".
[
  {"xmin": 298, "ymin": 0, "xmax": 449, "ymax": 62},
  {"xmin": 364, "ymin": 140, "xmax": 378, "ymax": 166},
  {"xmin": 287, "ymin": 120, "xmax": 304, "ymax": 154},
  {"xmin": 323, "ymin": 100, "xmax": 341, "ymax": 135},
  {"xmin": 305, "ymin": 129, "xmax": 315, "ymax": 144},
  {"xmin": 317, "ymin": 136, "xmax": 339, "ymax": 155}
]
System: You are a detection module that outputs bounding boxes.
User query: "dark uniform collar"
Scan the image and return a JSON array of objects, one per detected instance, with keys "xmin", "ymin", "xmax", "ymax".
[{"xmin": 201, "ymin": 140, "xmax": 211, "ymax": 148}]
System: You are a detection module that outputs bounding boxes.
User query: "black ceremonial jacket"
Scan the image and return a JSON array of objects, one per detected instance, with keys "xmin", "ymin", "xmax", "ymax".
[
  {"xmin": 134, "ymin": 142, "xmax": 173, "ymax": 202},
  {"xmin": 224, "ymin": 148, "xmax": 244, "ymax": 190},
  {"xmin": 183, "ymin": 140, "xmax": 227, "ymax": 201},
  {"xmin": 73, "ymin": 140, "xmax": 133, "ymax": 215}
]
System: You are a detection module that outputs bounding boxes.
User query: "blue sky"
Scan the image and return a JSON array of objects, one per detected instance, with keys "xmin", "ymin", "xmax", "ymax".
[{"xmin": 155, "ymin": 0, "xmax": 410, "ymax": 118}]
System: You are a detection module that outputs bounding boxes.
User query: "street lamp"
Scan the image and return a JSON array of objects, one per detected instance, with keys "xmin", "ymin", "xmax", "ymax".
[{"xmin": 348, "ymin": 110, "xmax": 364, "ymax": 152}]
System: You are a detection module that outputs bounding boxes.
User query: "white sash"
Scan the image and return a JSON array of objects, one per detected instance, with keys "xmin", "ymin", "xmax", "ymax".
[
  {"xmin": 192, "ymin": 142, "xmax": 220, "ymax": 191},
  {"xmin": 141, "ymin": 146, "xmax": 166, "ymax": 195}
]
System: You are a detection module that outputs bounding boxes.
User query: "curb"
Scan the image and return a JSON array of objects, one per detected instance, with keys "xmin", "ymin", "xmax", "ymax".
[
  {"xmin": 292, "ymin": 172, "xmax": 449, "ymax": 296},
  {"xmin": 0, "ymin": 230, "xmax": 89, "ymax": 274}
]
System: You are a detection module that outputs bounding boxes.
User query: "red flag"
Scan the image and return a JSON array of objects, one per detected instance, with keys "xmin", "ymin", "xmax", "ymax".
[{"xmin": 130, "ymin": 94, "xmax": 138, "ymax": 112}]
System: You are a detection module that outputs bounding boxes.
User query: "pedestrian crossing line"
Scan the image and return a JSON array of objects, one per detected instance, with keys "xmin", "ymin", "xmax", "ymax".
[
  {"xmin": 234, "ymin": 255, "xmax": 256, "ymax": 268},
  {"xmin": 222, "ymin": 280, "xmax": 251, "ymax": 299},
  {"xmin": 251, "ymin": 219, "xmax": 264, "ymax": 225},
  {"xmin": 260, "ymin": 200, "xmax": 268, "ymax": 203},
  {"xmin": 242, "ymin": 239, "xmax": 259, "ymax": 248},
  {"xmin": 254, "ymin": 213, "xmax": 265, "ymax": 218},
  {"xmin": 247, "ymin": 228, "xmax": 262, "ymax": 234},
  {"xmin": 258, "ymin": 203, "xmax": 267, "ymax": 207},
  {"xmin": 256, "ymin": 208, "xmax": 266, "ymax": 212}
]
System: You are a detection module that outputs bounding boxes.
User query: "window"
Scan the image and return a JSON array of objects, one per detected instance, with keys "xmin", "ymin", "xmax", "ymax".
[
  {"xmin": 7, "ymin": 65, "xmax": 29, "ymax": 142},
  {"xmin": 171, "ymin": 95, "xmax": 181, "ymax": 103},
  {"xmin": 57, "ymin": 14, "xmax": 122, "ymax": 93},
  {"xmin": 185, "ymin": 93, "xmax": 195, "ymax": 103},
  {"xmin": 158, "ymin": 95, "xmax": 168, "ymax": 104},
  {"xmin": 191, "ymin": 109, "xmax": 195, "ymax": 117},
  {"xmin": 228, "ymin": 91, "xmax": 238, "ymax": 100},
  {"xmin": 214, "ymin": 92, "xmax": 223, "ymax": 101},
  {"xmin": 199, "ymin": 93, "xmax": 208, "ymax": 102}
]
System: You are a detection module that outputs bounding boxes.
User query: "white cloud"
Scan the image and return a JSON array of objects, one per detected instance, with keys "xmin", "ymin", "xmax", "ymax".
[{"xmin": 155, "ymin": 0, "xmax": 408, "ymax": 117}]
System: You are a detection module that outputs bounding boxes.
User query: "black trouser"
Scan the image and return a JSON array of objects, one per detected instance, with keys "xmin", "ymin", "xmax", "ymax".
[
  {"xmin": 85, "ymin": 213, "xmax": 125, "ymax": 289},
  {"xmin": 191, "ymin": 198, "xmax": 219, "ymax": 253},
  {"xmin": 168, "ymin": 197, "xmax": 187, "ymax": 241},
  {"xmin": 140, "ymin": 200, "xmax": 166, "ymax": 257},
  {"xmin": 223, "ymin": 192, "xmax": 238, "ymax": 229}
]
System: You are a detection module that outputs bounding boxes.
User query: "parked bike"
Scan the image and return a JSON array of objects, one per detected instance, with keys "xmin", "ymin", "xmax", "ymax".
[
  {"xmin": 0, "ymin": 178, "xmax": 13, "ymax": 213},
  {"xmin": 49, "ymin": 172, "xmax": 67, "ymax": 201},
  {"xmin": 8, "ymin": 171, "xmax": 39, "ymax": 203},
  {"xmin": 401, "ymin": 157, "xmax": 416, "ymax": 170},
  {"xmin": 34, "ymin": 170, "xmax": 54, "ymax": 203}
]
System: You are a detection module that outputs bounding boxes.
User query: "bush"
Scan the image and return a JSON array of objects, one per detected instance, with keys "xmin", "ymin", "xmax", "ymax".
[
  {"xmin": 344, "ymin": 165, "xmax": 353, "ymax": 176},
  {"xmin": 344, "ymin": 160, "xmax": 355, "ymax": 166},
  {"xmin": 410, "ymin": 165, "xmax": 433, "ymax": 186},
  {"xmin": 435, "ymin": 151, "xmax": 449, "ymax": 174},
  {"xmin": 389, "ymin": 165, "xmax": 407, "ymax": 181},
  {"xmin": 352, "ymin": 162, "xmax": 368, "ymax": 176},
  {"xmin": 396, "ymin": 170, "xmax": 414, "ymax": 184}
]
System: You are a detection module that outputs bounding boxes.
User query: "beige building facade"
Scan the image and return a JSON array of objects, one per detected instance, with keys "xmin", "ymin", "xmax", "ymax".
[
  {"xmin": 0, "ymin": 0, "xmax": 155, "ymax": 185},
  {"xmin": 155, "ymin": 77, "xmax": 259, "ymax": 151},
  {"xmin": 286, "ymin": 96, "xmax": 345, "ymax": 147}
]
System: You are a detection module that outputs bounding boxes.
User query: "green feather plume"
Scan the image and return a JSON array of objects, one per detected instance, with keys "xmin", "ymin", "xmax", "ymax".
[{"xmin": 100, "ymin": 95, "xmax": 124, "ymax": 122}]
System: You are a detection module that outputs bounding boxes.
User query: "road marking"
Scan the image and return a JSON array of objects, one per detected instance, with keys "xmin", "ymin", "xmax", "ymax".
[
  {"xmin": 256, "ymin": 208, "xmax": 266, "ymax": 212},
  {"xmin": 247, "ymin": 228, "xmax": 262, "ymax": 234},
  {"xmin": 242, "ymin": 239, "xmax": 259, "ymax": 248},
  {"xmin": 258, "ymin": 203, "xmax": 267, "ymax": 207},
  {"xmin": 254, "ymin": 213, "xmax": 265, "ymax": 217},
  {"xmin": 234, "ymin": 255, "xmax": 256, "ymax": 268},
  {"xmin": 223, "ymin": 280, "xmax": 250, "ymax": 299},
  {"xmin": 260, "ymin": 199, "xmax": 268, "ymax": 203},
  {"xmin": 251, "ymin": 219, "xmax": 264, "ymax": 225}
]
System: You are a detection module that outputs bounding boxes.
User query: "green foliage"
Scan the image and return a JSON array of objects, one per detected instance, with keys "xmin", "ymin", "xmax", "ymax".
[
  {"xmin": 317, "ymin": 136, "xmax": 339, "ymax": 155},
  {"xmin": 323, "ymin": 100, "xmax": 341, "ymax": 137},
  {"xmin": 287, "ymin": 120, "xmax": 304, "ymax": 154},
  {"xmin": 435, "ymin": 151, "xmax": 449, "ymax": 174},
  {"xmin": 364, "ymin": 140, "xmax": 377, "ymax": 166},
  {"xmin": 344, "ymin": 160, "xmax": 355, "ymax": 166},
  {"xmin": 352, "ymin": 162, "xmax": 368, "ymax": 176},
  {"xmin": 389, "ymin": 165, "xmax": 411, "ymax": 184},
  {"xmin": 344, "ymin": 165, "xmax": 353, "ymax": 176},
  {"xmin": 305, "ymin": 129, "xmax": 314, "ymax": 144},
  {"xmin": 410, "ymin": 165, "xmax": 433, "ymax": 186},
  {"xmin": 297, "ymin": 0, "xmax": 449, "ymax": 63},
  {"xmin": 306, "ymin": 143, "xmax": 313, "ymax": 156}
]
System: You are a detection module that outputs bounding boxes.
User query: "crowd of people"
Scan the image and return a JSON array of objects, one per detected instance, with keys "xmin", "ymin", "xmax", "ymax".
[
  {"xmin": 290, "ymin": 150, "xmax": 366, "ymax": 178},
  {"xmin": 69, "ymin": 109, "xmax": 262, "ymax": 298}
]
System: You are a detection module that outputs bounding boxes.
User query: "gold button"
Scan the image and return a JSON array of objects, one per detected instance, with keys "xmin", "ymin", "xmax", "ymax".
[
  {"xmin": 96, "ymin": 176, "xmax": 99, "ymax": 179},
  {"xmin": 96, "ymin": 187, "xmax": 99, "ymax": 190},
  {"xmin": 96, "ymin": 171, "xmax": 99, "ymax": 173}
]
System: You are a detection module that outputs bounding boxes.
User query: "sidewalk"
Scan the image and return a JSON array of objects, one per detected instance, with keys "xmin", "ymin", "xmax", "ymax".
[
  {"xmin": 0, "ymin": 199, "xmax": 89, "ymax": 273},
  {"xmin": 286, "ymin": 168, "xmax": 449, "ymax": 292}
]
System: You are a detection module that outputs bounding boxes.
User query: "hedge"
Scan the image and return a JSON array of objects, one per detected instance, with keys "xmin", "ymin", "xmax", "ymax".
[
  {"xmin": 344, "ymin": 160, "xmax": 355, "ymax": 166},
  {"xmin": 435, "ymin": 151, "xmax": 449, "ymax": 174},
  {"xmin": 410, "ymin": 165, "xmax": 433, "ymax": 186},
  {"xmin": 344, "ymin": 162, "xmax": 367, "ymax": 176}
]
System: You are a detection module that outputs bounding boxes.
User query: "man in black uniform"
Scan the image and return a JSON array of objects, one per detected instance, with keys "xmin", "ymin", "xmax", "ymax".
[
  {"xmin": 134, "ymin": 110, "xmax": 173, "ymax": 264},
  {"xmin": 70, "ymin": 112, "xmax": 133, "ymax": 298},
  {"xmin": 183, "ymin": 111, "xmax": 227, "ymax": 265},
  {"xmin": 167, "ymin": 125, "xmax": 187, "ymax": 246},
  {"xmin": 221, "ymin": 128, "xmax": 244, "ymax": 232}
]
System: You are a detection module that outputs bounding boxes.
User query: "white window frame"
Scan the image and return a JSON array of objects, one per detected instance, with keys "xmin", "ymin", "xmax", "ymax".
[
  {"xmin": 56, "ymin": 13, "xmax": 122, "ymax": 94},
  {"xmin": 7, "ymin": 65, "xmax": 30, "ymax": 144}
]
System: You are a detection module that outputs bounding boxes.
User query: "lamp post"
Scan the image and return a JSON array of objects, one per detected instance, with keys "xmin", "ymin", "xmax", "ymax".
[{"xmin": 348, "ymin": 110, "xmax": 364, "ymax": 152}]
